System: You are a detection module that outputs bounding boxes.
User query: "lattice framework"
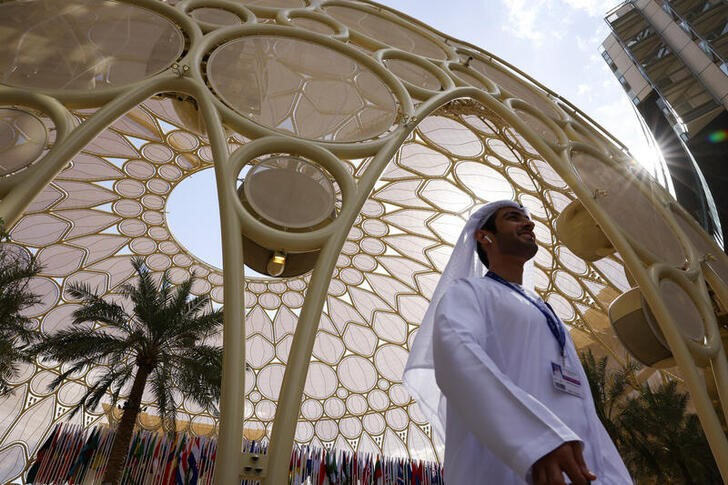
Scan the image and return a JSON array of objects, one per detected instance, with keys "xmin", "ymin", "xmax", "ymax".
[{"xmin": 0, "ymin": 0, "xmax": 727, "ymax": 483}]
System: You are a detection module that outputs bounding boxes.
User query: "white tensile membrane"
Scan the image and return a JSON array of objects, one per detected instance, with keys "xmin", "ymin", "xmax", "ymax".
[{"xmin": 0, "ymin": 0, "xmax": 719, "ymax": 483}]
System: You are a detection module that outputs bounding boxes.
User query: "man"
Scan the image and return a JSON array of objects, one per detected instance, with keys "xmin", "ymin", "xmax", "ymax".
[{"xmin": 404, "ymin": 200, "xmax": 631, "ymax": 484}]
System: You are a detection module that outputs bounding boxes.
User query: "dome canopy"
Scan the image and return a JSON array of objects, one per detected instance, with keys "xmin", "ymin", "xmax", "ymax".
[{"xmin": 1, "ymin": 0, "xmax": 727, "ymax": 483}]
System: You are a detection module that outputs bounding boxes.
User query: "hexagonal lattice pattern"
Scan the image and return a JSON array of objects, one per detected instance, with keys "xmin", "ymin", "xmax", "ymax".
[{"xmin": 2, "ymin": 0, "xmax": 727, "ymax": 482}]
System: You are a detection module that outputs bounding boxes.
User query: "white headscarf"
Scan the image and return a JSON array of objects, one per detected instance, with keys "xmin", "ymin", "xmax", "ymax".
[{"xmin": 403, "ymin": 200, "xmax": 531, "ymax": 441}]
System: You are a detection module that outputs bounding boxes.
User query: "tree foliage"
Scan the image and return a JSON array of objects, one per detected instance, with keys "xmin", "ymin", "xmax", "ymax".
[
  {"xmin": 580, "ymin": 350, "xmax": 721, "ymax": 484},
  {"xmin": 31, "ymin": 257, "xmax": 224, "ymax": 484},
  {"xmin": 0, "ymin": 242, "xmax": 42, "ymax": 395}
]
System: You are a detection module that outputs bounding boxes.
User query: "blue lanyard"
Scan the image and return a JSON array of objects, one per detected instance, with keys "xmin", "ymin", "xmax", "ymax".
[{"xmin": 485, "ymin": 271, "xmax": 566, "ymax": 357}]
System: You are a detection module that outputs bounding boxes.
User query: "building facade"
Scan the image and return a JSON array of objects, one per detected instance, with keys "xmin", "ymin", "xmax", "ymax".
[{"xmin": 602, "ymin": 0, "xmax": 728, "ymax": 249}]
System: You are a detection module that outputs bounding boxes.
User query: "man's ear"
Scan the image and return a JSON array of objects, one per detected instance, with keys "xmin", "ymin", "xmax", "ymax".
[{"xmin": 476, "ymin": 230, "xmax": 493, "ymax": 244}]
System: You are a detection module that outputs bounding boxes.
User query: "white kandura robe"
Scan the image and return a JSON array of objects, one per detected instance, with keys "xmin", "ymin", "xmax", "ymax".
[{"xmin": 433, "ymin": 277, "xmax": 632, "ymax": 484}]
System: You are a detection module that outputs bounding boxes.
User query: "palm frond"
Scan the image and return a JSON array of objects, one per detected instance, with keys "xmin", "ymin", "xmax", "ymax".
[
  {"xmin": 86, "ymin": 364, "xmax": 134, "ymax": 411},
  {"xmin": 163, "ymin": 278, "xmax": 195, "ymax": 329},
  {"xmin": 168, "ymin": 346, "xmax": 222, "ymax": 410},
  {"xmin": 82, "ymin": 365, "xmax": 134, "ymax": 409},
  {"xmin": 3, "ymin": 320, "xmax": 38, "ymax": 344},
  {"xmin": 0, "ymin": 337, "xmax": 25, "ymax": 395},
  {"xmin": 121, "ymin": 258, "xmax": 162, "ymax": 326},
  {"xmin": 31, "ymin": 328, "xmax": 130, "ymax": 364},
  {"xmin": 71, "ymin": 298, "xmax": 129, "ymax": 326},
  {"xmin": 173, "ymin": 310, "xmax": 223, "ymax": 345},
  {"xmin": 171, "ymin": 345, "xmax": 222, "ymax": 392},
  {"xmin": 60, "ymin": 363, "xmax": 133, "ymax": 418},
  {"xmin": 0, "ymin": 255, "xmax": 40, "ymax": 281},
  {"xmin": 182, "ymin": 293, "xmax": 212, "ymax": 318},
  {"xmin": 0, "ymin": 247, "xmax": 42, "ymax": 395},
  {"xmin": 65, "ymin": 282, "xmax": 106, "ymax": 303},
  {"xmin": 150, "ymin": 362, "xmax": 178, "ymax": 433},
  {"xmin": 0, "ymin": 310, "xmax": 38, "ymax": 338},
  {"xmin": 48, "ymin": 361, "xmax": 93, "ymax": 390},
  {"xmin": 158, "ymin": 268, "xmax": 174, "ymax": 306}
]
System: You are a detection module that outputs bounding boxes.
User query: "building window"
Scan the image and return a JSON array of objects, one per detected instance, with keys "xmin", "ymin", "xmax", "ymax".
[{"xmin": 601, "ymin": 50, "xmax": 618, "ymax": 72}]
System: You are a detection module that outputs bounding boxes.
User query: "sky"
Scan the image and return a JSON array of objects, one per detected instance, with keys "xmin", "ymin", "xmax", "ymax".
[{"xmin": 168, "ymin": 0, "xmax": 660, "ymax": 269}]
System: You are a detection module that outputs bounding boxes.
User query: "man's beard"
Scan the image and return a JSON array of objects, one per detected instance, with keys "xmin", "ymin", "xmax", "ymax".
[{"xmin": 496, "ymin": 233, "xmax": 538, "ymax": 260}]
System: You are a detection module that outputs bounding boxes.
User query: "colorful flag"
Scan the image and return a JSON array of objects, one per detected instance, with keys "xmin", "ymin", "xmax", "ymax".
[
  {"xmin": 26, "ymin": 424, "xmax": 60, "ymax": 483},
  {"xmin": 187, "ymin": 435, "xmax": 200, "ymax": 485},
  {"xmin": 374, "ymin": 455, "xmax": 382, "ymax": 485},
  {"xmin": 66, "ymin": 426, "xmax": 99, "ymax": 484},
  {"xmin": 175, "ymin": 434, "xmax": 190, "ymax": 485}
]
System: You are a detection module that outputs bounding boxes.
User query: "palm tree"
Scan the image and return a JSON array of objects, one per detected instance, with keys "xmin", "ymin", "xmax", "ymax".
[
  {"xmin": 579, "ymin": 349, "xmax": 638, "ymax": 445},
  {"xmin": 619, "ymin": 380, "xmax": 721, "ymax": 484},
  {"xmin": 580, "ymin": 350, "xmax": 721, "ymax": 484},
  {"xmin": 32, "ymin": 257, "xmax": 223, "ymax": 484},
  {"xmin": 0, "ymin": 241, "xmax": 42, "ymax": 395}
]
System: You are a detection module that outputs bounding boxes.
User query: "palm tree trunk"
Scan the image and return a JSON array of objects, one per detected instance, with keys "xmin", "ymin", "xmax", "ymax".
[{"xmin": 102, "ymin": 364, "xmax": 152, "ymax": 485}]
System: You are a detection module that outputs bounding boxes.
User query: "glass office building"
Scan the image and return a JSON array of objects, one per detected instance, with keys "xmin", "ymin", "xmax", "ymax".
[{"xmin": 602, "ymin": 0, "xmax": 728, "ymax": 248}]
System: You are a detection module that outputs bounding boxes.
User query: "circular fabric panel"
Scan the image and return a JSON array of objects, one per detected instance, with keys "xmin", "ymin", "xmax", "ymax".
[
  {"xmin": 243, "ymin": 156, "xmax": 335, "ymax": 229},
  {"xmin": 657, "ymin": 278, "xmax": 704, "ymax": 343},
  {"xmin": 207, "ymin": 35, "xmax": 398, "ymax": 142},
  {"xmin": 189, "ymin": 7, "xmax": 242, "ymax": 26},
  {"xmin": 673, "ymin": 208, "xmax": 728, "ymax": 286},
  {"xmin": 289, "ymin": 16, "xmax": 338, "ymax": 36},
  {"xmin": 324, "ymin": 5, "xmax": 448, "ymax": 60},
  {"xmin": 0, "ymin": 0, "xmax": 184, "ymax": 90},
  {"xmin": 245, "ymin": 0, "xmax": 306, "ymax": 6},
  {"xmin": 0, "ymin": 108, "xmax": 47, "ymax": 176},
  {"xmin": 383, "ymin": 58, "xmax": 442, "ymax": 91},
  {"xmin": 570, "ymin": 151, "xmax": 685, "ymax": 267},
  {"xmin": 463, "ymin": 54, "xmax": 562, "ymax": 120}
]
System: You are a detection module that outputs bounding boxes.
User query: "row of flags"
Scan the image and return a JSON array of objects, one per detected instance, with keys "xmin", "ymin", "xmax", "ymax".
[
  {"xmin": 26, "ymin": 423, "xmax": 221, "ymax": 485},
  {"xmin": 26, "ymin": 423, "xmax": 444, "ymax": 484},
  {"xmin": 288, "ymin": 445, "xmax": 444, "ymax": 485},
  {"xmin": 26, "ymin": 424, "xmax": 111, "ymax": 485}
]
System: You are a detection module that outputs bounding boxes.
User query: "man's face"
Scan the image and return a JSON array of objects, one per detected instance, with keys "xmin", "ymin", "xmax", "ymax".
[{"xmin": 488, "ymin": 207, "xmax": 538, "ymax": 261}]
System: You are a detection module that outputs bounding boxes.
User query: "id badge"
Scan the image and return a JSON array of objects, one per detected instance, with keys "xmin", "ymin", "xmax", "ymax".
[{"xmin": 551, "ymin": 362, "xmax": 584, "ymax": 398}]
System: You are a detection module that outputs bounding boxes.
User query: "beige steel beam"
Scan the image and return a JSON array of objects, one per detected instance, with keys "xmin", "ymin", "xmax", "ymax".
[{"xmin": 0, "ymin": 1, "xmax": 726, "ymax": 483}]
